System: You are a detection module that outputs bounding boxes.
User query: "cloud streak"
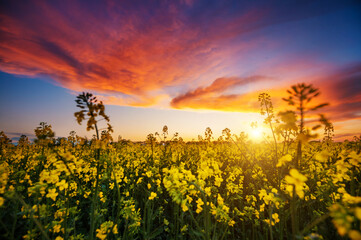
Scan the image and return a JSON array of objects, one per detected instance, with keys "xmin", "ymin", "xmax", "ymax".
[
  {"xmin": 318, "ymin": 63, "xmax": 361, "ymax": 122},
  {"xmin": 170, "ymin": 62, "xmax": 361, "ymax": 128},
  {"xmin": 170, "ymin": 76, "xmax": 271, "ymax": 111},
  {"xmin": 1, "ymin": 0, "xmax": 357, "ymax": 107}
]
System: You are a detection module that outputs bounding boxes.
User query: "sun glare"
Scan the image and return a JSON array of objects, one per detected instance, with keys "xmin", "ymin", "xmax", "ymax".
[{"xmin": 250, "ymin": 128, "xmax": 263, "ymax": 140}]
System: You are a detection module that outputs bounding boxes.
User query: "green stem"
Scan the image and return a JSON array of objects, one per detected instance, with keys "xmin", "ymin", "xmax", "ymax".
[
  {"xmin": 111, "ymin": 162, "xmax": 122, "ymax": 230},
  {"xmin": 10, "ymin": 200, "xmax": 19, "ymax": 240},
  {"xmin": 300, "ymin": 213, "xmax": 330, "ymax": 236},
  {"xmin": 187, "ymin": 205, "xmax": 204, "ymax": 240},
  {"xmin": 14, "ymin": 192, "xmax": 50, "ymax": 240},
  {"xmin": 269, "ymin": 205, "xmax": 273, "ymax": 240},
  {"xmin": 290, "ymin": 186, "xmax": 298, "ymax": 240},
  {"xmin": 90, "ymin": 150, "xmax": 101, "ymax": 240},
  {"xmin": 219, "ymin": 224, "xmax": 229, "ymax": 240},
  {"xmin": 64, "ymin": 188, "xmax": 70, "ymax": 240}
]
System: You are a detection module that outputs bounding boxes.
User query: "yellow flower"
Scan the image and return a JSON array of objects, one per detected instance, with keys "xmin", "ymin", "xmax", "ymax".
[
  {"xmin": 149, "ymin": 192, "xmax": 157, "ymax": 200},
  {"xmin": 181, "ymin": 199, "xmax": 188, "ymax": 212},
  {"xmin": 0, "ymin": 197, "xmax": 4, "ymax": 207},
  {"xmin": 264, "ymin": 213, "xmax": 279, "ymax": 226},
  {"xmin": 180, "ymin": 224, "xmax": 188, "ymax": 233},
  {"xmin": 349, "ymin": 151, "xmax": 361, "ymax": 167},
  {"xmin": 285, "ymin": 169, "xmax": 308, "ymax": 199},
  {"xmin": 145, "ymin": 170, "xmax": 152, "ymax": 178},
  {"xmin": 196, "ymin": 198, "xmax": 204, "ymax": 213},
  {"xmin": 214, "ymin": 175, "xmax": 223, "ymax": 187},
  {"xmin": 136, "ymin": 177, "xmax": 143, "ymax": 184},
  {"xmin": 186, "ymin": 195, "xmax": 193, "ymax": 204},
  {"xmin": 96, "ymin": 221, "xmax": 116, "ymax": 240},
  {"xmin": 276, "ymin": 154, "xmax": 292, "ymax": 167},
  {"xmin": 56, "ymin": 179, "xmax": 68, "ymax": 191},
  {"xmin": 355, "ymin": 207, "xmax": 361, "ymax": 220},
  {"xmin": 349, "ymin": 230, "xmax": 361, "ymax": 240},
  {"xmin": 204, "ymin": 187, "xmax": 211, "ymax": 196},
  {"xmin": 84, "ymin": 191, "xmax": 91, "ymax": 198},
  {"xmin": 96, "ymin": 229, "xmax": 107, "ymax": 240},
  {"xmin": 46, "ymin": 188, "xmax": 58, "ymax": 201},
  {"xmin": 217, "ymin": 194, "xmax": 224, "ymax": 205},
  {"xmin": 259, "ymin": 203, "xmax": 265, "ymax": 212},
  {"xmin": 272, "ymin": 213, "xmax": 280, "ymax": 223},
  {"xmin": 337, "ymin": 226, "xmax": 347, "ymax": 236},
  {"xmin": 53, "ymin": 224, "xmax": 61, "ymax": 233},
  {"xmin": 315, "ymin": 150, "xmax": 329, "ymax": 162},
  {"xmin": 112, "ymin": 224, "xmax": 118, "ymax": 234},
  {"xmin": 164, "ymin": 218, "xmax": 169, "ymax": 225},
  {"xmin": 228, "ymin": 220, "xmax": 235, "ymax": 226}
]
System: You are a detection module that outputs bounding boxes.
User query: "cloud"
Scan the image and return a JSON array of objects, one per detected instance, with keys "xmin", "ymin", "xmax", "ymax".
[
  {"xmin": 281, "ymin": 63, "xmax": 361, "ymax": 124},
  {"xmin": 170, "ymin": 76, "xmax": 272, "ymax": 111},
  {"xmin": 304, "ymin": 63, "xmax": 361, "ymax": 123},
  {"xmin": 4, "ymin": 132, "xmax": 36, "ymax": 143},
  {"xmin": 0, "ymin": 0, "xmax": 356, "ymax": 107},
  {"xmin": 5, "ymin": 132, "xmax": 36, "ymax": 138},
  {"xmin": 333, "ymin": 132, "xmax": 361, "ymax": 142},
  {"xmin": 169, "ymin": 61, "xmax": 361, "ymax": 130},
  {"xmin": 322, "ymin": 63, "xmax": 361, "ymax": 101}
]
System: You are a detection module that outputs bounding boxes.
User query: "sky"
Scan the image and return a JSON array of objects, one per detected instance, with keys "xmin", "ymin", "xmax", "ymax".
[{"xmin": 0, "ymin": 0, "xmax": 360, "ymax": 142}]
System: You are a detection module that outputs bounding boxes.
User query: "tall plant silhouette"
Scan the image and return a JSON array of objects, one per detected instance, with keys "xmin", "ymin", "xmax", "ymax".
[
  {"xmin": 34, "ymin": 122, "xmax": 55, "ymax": 156},
  {"xmin": 34, "ymin": 122, "xmax": 55, "ymax": 144},
  {"xmin": 74, "ymin": 92, "xmax": 113, "ymax": 140},
  {"xmin": 259, "ymin": 93, "xmax": 278, "ymax": 161},
  {"xmin": 282, "ymin": 83, "xmax": 328, "ymax": 167},
  {"xmin": 74, "ymin": 92, "xmax": 112, "ymax": 240}
]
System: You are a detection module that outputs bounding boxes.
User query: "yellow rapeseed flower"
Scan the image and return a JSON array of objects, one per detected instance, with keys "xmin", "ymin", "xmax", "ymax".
[
  {"xmin": 53, "ymin": 224, "xmax": 61, "ymax": 233},
  {"xmin": 56, "ymin": 179, "xmax": 68, "ymax": 191},
  {"xmin": 228, "ymin": 220, "xmax": 235, "ymax": 226},
  {"xmin": 276, "ymin": 154, "xmax": 292, "ymax": 167},
  {"xmin": 264, "ymin": 213, "xmax": 280, "ymax": 226},
  {"xmin": 181, "ymin": 199, "xmax": 188, "ymax": 212},
  {"xmin": 164, "ymin": 218, "xmax": 169, "ymax": 225},
  {"xmin": 196, "ymin": 198, "xmax": 204, "ymax": 213},
  {"xmin": 46, "ymin": 188, "xmax": 58, "ymax": 201},
  {"xmin": 149, "ymin": 192, "xmax": 157, "ymax": 200},
  {"xmin": 348, "ymin": 230, "xmax": 361, "ymax": 240},
  {"xmin": 112, "ymin": 224, "xmax": 118, "ymax": 234},
  {"xmin": 285, "ymin": 169, "xmax": 308, "ymax": 199},
  {"xmin": 145, "ymin": 170, "xmax": 152, "ymax": 178},
  {"xmin": 355, "ymin": 207, "xmax": 361, "ymax": 220},
  {"xmin": 314, "ymin": 150, "xmax": 329, "ymax": 162},
  {"xmin": 96, "ymin": 229, "xmax": 107, "ymax": 240},
  {"xmin": 0, "ymin": 197, "xmax": 4, "ymax": 207}
]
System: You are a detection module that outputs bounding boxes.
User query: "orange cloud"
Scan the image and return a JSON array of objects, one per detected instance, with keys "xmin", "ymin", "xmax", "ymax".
[
  {"xmin": 170, "ymin": 62, "xmax": 361, "ymax": 128},
  {"xmin": 0, "ymin": 1, "xmax": 263, "ymax": 103},
  {"xmin": 1, "ymin": 0, "xmax": 352, "ymax": 109},
  {"xmin": 170, "ymin": 76, "xmax": 276, "ymax": 111},
  {"xmin": 315, "ymin": 63, "xmax": 361, "ymax": 123}
]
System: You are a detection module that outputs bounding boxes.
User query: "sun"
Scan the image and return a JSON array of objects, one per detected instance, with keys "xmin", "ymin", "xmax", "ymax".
[{"xmin": 250, "ymin": 128, "xmax": 263, "ymax": 140}]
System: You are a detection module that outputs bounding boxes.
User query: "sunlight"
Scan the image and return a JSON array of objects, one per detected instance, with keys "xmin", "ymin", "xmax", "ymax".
[{"xmin": 250, "ymin": 128, "xmax": 263, "ymax": 140}]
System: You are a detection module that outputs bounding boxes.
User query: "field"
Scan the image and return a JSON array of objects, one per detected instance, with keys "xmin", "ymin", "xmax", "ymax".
[{"xmin": 0, "ymin": 87, "xmax": 361, "ymax": 240}]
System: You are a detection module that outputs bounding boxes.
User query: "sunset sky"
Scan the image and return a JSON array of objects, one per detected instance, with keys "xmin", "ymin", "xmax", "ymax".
[{"xmin": 1, "ymin": 0, "xmax": 360, "ymax": 142}]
